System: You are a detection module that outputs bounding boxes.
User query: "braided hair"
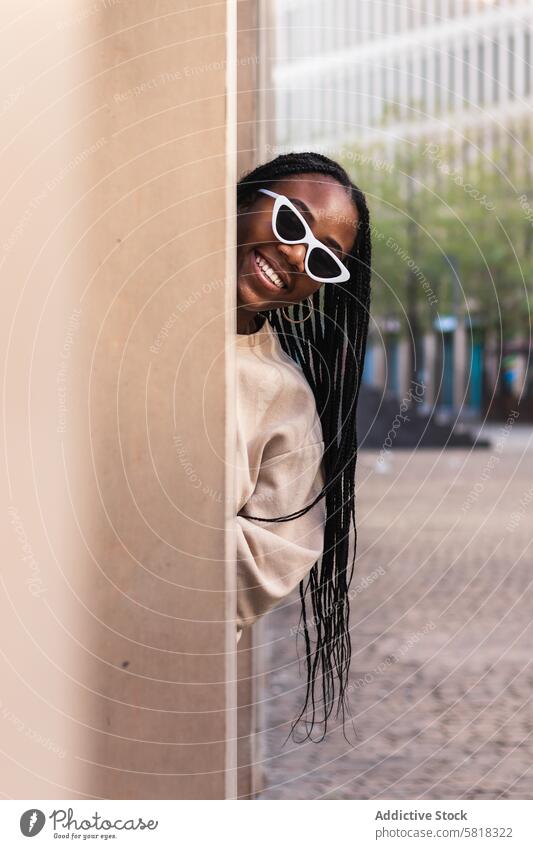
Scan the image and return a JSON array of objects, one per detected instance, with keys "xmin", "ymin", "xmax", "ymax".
[{"xmin": 237, "ymin": 152, "xmax": 372, "ymax": 741}]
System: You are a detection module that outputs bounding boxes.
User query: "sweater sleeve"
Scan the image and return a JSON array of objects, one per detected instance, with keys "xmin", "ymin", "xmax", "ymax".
[{"xmin": 235, "ymin": 440, "xmax": 326, "ymax": 632}]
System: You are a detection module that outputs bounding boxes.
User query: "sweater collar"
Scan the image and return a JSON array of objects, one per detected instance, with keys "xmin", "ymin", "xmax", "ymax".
[{"xmin": 235, "ymin": 317, "xmax": 273, "ymax": 349}]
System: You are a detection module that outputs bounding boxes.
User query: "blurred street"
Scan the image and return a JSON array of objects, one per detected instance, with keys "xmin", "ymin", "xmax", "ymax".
[{"xmin": 258, "ymin": 424, "xmax": 533, "ymax": 799}]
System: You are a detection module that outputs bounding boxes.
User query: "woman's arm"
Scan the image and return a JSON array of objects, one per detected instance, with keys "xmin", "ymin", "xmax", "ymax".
[{"xmin": 235, "ymin": 441, "xmax": 326, "ymax": 633}]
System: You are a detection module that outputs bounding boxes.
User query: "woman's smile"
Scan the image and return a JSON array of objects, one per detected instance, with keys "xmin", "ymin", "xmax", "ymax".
[{"xmin": 251, "ymin": 249, "xmax": 289, "ymax": 294}]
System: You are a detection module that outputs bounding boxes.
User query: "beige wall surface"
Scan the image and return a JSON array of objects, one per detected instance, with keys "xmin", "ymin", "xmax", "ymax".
[{"xmin": 0, "ymin": 0, "xmax": 237, "ymax": 799}]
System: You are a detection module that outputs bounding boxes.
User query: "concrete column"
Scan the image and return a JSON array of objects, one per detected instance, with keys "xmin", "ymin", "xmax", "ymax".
[
  {"xmin": 468, "ymin": 32, "xmax": 478, "ymax": 109},
  {"xmin": 399, "ymin": 51, "xmax": 409, "ymax": 121},
  {"xmin": 413, "ymin": 47, "xmax": 423, "ymax": 110},
  {"xmin": 456, "ymin": 33, "xmax": 465, "ymax": 111},
  {"xmin": 442, "ymin": 40, "xmax": 451, "ymax": 114},
  {"xmin": 0, "ymin": 0, "xmax": 238, "ymax": 800},
  {"xmin": 499, "ymin": 25, "xmax": 509, "ymax": 106},
  {"xmin": 514, "ymin": 24, "xmax": 526, "ymax": 99},
  {"xmin": 427, "ymin": 44, "xmax": 436, "ymax": 115}
]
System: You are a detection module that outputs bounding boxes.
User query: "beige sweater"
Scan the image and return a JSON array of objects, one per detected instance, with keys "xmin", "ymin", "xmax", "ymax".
[{"xmin": 234, "ymin": 318, "xmax": 326, "ymax": 643}]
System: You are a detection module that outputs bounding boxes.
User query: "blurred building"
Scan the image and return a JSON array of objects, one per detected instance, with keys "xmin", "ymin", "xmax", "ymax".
[{"xmin": 272, "ymin": 0, "xmax": 533, "ymax": 420}]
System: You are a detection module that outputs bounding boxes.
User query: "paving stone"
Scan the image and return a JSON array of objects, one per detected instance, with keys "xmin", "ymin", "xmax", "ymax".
[{"xmin": 256, "ymin": 431, "xmax": 533, "ymax": 799}]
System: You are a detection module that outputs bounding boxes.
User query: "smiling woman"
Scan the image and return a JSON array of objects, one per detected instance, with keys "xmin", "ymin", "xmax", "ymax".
[{"xmin": 234, "ymin": 152, "xmax": 372, "ymax": 740}]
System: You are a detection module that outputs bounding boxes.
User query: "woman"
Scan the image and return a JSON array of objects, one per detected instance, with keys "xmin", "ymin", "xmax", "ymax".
[{"xmin": 234, "ymin": 152, "xmax": 372, "ymax": 740}]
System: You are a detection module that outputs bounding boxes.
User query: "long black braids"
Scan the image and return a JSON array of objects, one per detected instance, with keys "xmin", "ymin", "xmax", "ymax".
[{"xmin": 236, "ymin": 152, "xmax": 372, "ymax": 741}]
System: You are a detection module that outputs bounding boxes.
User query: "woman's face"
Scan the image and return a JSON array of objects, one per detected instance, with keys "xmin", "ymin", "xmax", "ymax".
[{"xmin": 236, "ymin": 173, "xmax": 359, "ymax": 325}]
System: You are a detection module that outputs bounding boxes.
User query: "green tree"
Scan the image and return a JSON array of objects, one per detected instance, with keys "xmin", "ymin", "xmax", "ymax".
[{"xmin": 340, "ymin": 125, "xmax": 533, "ymax": 345}]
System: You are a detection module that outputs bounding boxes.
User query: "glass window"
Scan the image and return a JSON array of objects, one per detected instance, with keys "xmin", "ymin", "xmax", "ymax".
[
  {"xmin": 309, "ymin": 1, "xmax": 319, "ymax": 56},
  {"xmin": 325, "ymin": 0, "xmax": 334, "ymax": 53},
  {"xmin": 508, "ymin": 32, "xmax": 515, "ymax": 99},
  {"xmin": 287, "ymin": 88, "xmax": 294, "ymax": 138},
  {"xmin": 525, "ymin": 29, "xmax": 531, "ymax": 96},
  {"xmin": 302, "ymin": 86, "xmax": 311, "ymax": 141},
  {"xmin": 462, "ymin": 43, "xmax": 469, "ymax": 104},
  {"xmin": 406, "ymin": 57, "xmax": 413, "ymax": 115},
  {"xmin": 448, "ymin": 48, "xmax": 455, "ymax": 109},
  {"xmin": 287, "ymin": 10, "xmax": 297, "ymax": 62},
  {"xmin": 321, "ymin": 82, "xmax": 328, "ymax": 136},
  {"xmin": 344, "ymin": 66, "xmax": 351, "ymax": 129},
  {"xmin": 478, "ymin": 41, "xmax": 485, "ymax": 104},
  {"xmin": 421, "ymin": 53, "xmax": 428, "ymax": 111},
  {"xmin": 435, "ymin": 51, "xmax": 441, "ymax": 113},
  {"xmin": 356, "ymin": 68, "xmax": 362, "ymax": 126},
  {"xmin": 395, "ymin": 1, "xmax": 402, "ymax": 32},
  {"xmin": 277, "ymin": 89, "xmax": 288, "ymax": 143},
  {"xmin": 276, "ymin": 13, "xmax": 287, "ymax": 64},
  {"xmin": 392, "ymin": 60, "xmax": 399, "ymax": 115},
  {"xmin": 492, "ymin": 38, "xmax": 499, "ymax": 102},
  {"xmin": 368, "ymin": 66, "xmax": 376, "ymax": 123},
  {"xmin": 368, "ymin": 0, "xmax": 374, "ymax": 41},
  {"xmin": 381, "ymin": 62, "xmax": 388, "ymax": 122},
  {"xmin": 344, "ymin": 0, "xmax": 354, "ymax": 48}
]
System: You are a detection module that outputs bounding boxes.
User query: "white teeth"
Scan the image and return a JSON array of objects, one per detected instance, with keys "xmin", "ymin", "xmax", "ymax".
[{"xmin": 255, "ymin": 253, "xmax": 285, "ymax": 288}]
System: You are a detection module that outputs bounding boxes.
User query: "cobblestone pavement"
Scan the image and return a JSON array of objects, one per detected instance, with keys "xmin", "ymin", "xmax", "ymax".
[{"xmin": 257, "ymin": 423, "xmax": 533, "ymax": 799}]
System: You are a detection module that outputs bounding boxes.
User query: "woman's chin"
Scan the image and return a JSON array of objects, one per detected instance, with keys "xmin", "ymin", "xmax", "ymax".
[{"xmin": 237, "ymin": 278, "xmax": 274, "ymax": 312}]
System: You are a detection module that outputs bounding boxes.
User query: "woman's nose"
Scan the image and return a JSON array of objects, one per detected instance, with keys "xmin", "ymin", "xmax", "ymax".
[{"xmin": 277, "ymin": 242, "xmax": 306, "ymax": 273}]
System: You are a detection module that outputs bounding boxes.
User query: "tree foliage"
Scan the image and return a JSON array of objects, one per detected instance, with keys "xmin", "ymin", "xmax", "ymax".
[{"xmin": 340, "ymin": 125, "xmax": 533, "ymax": 341}]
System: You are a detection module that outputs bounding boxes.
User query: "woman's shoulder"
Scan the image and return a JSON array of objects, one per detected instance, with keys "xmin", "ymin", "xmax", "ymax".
[
  {"xmin": 236, "ymin": 319, "xmax": 315, "ymax": 402},
  {"xmin": 236, "ymin": 320, "xmax": 323, "ymax": 450}
]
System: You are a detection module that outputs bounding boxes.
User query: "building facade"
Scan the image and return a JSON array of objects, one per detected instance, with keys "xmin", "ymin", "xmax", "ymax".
[{"xmin": 272, "ymin": 0, "xmax": 533, "ymax": 419}]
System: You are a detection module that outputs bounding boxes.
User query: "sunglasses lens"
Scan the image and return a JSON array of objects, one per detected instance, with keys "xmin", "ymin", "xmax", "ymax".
[
  {"xmin": 308, "ymin": 247, "xmax": 344, "ymax": 280},
  {"xmin": 275, "ymin": 203, "xmax": 307, "ymax": 241}
]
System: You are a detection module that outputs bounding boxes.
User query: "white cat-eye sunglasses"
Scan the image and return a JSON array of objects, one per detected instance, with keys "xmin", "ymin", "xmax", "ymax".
[{"xmin": 258, "ymin": 188, "xmax": 351, "ymax": 284}]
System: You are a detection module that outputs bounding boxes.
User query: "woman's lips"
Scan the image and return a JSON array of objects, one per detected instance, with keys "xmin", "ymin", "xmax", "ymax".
[{"xmin": 251, "ymin": 249, "xmax": 288, "ymax": 296}]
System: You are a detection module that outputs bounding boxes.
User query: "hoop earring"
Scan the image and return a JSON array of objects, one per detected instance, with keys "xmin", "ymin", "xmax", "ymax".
[{"xmin": 282, "ymin": 295, "xmax": 314, "ymax": 324}]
